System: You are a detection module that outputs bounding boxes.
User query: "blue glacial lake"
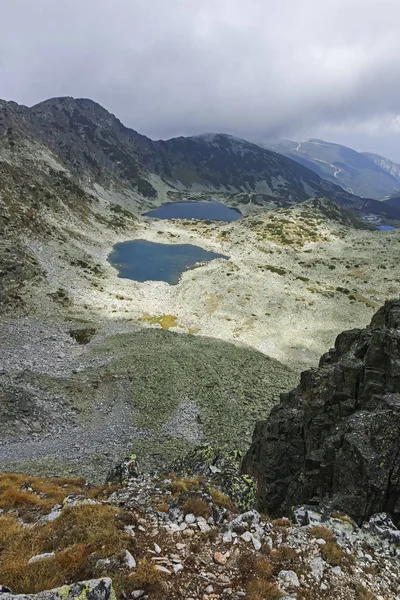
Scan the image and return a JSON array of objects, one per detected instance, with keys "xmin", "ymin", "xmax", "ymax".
[
  {"xmin": 144, "ymin": 201, "xmax": 242, "ymax": 222},
  {"xmin": 376, "ymin": 225, "xmax": 397, "ymax": 231},
  {"xmin": 108, "ymin": 240, "xmax": 228, "ymax": 285}
]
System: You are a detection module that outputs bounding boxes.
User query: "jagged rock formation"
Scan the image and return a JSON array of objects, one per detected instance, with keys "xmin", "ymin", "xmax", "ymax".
[{"xmin": 243, "ymin": 299, "xmax": 400, "ymax": 525}]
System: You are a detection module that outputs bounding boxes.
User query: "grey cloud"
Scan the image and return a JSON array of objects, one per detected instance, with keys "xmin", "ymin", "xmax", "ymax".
[{"xmin": 1, "ymin": 0, "xmax": 400, "ymax": 159}]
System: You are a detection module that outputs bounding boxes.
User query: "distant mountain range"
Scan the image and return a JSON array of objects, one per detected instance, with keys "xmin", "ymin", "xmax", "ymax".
[
  {"xmin": 1, "ymin": 97, "xmax": 400, "ymax": 224},
  {"xmin": 264, "ymin": 138, "xmax": 400, "ymax": 200}
]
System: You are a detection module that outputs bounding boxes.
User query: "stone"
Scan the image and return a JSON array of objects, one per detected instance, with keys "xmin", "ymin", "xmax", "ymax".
[
  {"xmin": 311, "ymin": 557, "xmax": 325, "ymax": 581},
  {"xmin": 185, "ymin": 513, "xmax": 196, "ymax": 524},
  {"xmin": 132, "ymin": 591, "xmax": 145, "ymax": 599},
  {"xmin": 213, "ymin": 552, "xmax": 227, "ymax": 566},
  {"xmin": 278, "ymin": 570, "xmax": 300, "ymax": 589},
  {"xmin": 197, "ymin": 517, "xmax": 211, "ymax": 533},
  {"xmin": 367, "ymin": 513, "xmax": 400, "ymax": 546},
  {"xmin": 154, "ymin": 543, "xmax": 161, "ymax": 554},
  {"xmin": 331, "ymin": 566, "xmax": 343, "ymax": 576},
  {"xmin": 183, "ymin": 528, "xmax": 195, "ymax": 538},
  {"xmin": 240, "ymin": 531, "xmax": 253, "ymax": 543},
  {"xmin": 155, "ymin": 566, "xmax": 171, "ymax": 575},
  {"xmin": 222, "ymin": 529, "xmax": 233, "ymax": 543},
  {"xmin": 0, "ymin": 579, "xmax": 115, "ymax": 600},
  {"xmin": 252, "ymin": 536, "xmax": 262, "ymax": 551},
  {"xmin": 106, "ymin": 455, "xmax": 140, "ymax": 484},
  {"xmin": 173, "ymin": 564, "xmax": 184, "ymax": 574},
  {"xmin": 243, "ymin": 300, "xmax": 400, "ymax": 524},
  {"xmin": 124, "ymin": 550, "xmax": 136, "ymax": 569},
  {"xmin": 27, "ymin": 553, "xmax": 55, "ymax": 564}
]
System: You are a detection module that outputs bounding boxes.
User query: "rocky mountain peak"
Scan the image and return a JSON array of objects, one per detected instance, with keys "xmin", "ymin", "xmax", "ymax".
[{"xmin": 243, "ymin": 299, "xmax": 400, "ymax": 525}]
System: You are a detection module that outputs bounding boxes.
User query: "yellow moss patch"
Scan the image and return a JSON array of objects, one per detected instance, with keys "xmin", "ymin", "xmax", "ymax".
[{"xmin": 140, "ymin": 313, "xmax": 182, "ymax": 330}]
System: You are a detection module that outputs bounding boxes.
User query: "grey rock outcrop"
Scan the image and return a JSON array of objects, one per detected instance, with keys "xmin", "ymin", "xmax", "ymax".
[
  {"xmin": 0, "ymin": 579, "xmax": 115, "ymax": 600},
  {"xmin": 243, "ymin": 300, "xmax": 400, "ymax": 524}
]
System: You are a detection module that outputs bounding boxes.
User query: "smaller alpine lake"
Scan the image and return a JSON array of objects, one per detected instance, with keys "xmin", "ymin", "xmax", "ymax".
[
  {"xmin": 108, "ymin": 240, "xmax": 228, "ymax": 285},
  {"xmin": 144, "ymin": 200, "xmax": 242, "ymax": 222}
]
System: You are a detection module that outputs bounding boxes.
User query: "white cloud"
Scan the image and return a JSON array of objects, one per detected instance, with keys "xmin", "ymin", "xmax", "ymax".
[{"xmin": 1, "ymin": 0, "xmax": 400, "ymax": 158}]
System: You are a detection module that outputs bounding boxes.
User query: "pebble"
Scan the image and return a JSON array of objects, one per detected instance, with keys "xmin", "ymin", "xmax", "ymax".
[
  {"xmin": 252, "ymin": 536, "xmax": 262, "ymax": 551},
  {"xmin": 185, "ymin": 513, "xmax": 196, "ymax": 524},
  {"xmin": 240, "ymin": 531, "xmax": 253, "ymax": 543},
  {"xmin": 155, "ymin": 565, "xmax": 171, "ymax": 575},
  {"xmin": 278, "ymin": 570, "xmax": 300, "ymax": 589},
  {"xmin": 176, "ymin": 543, "xmax": 186, "ymax": 550},
  {"xmin": 213, "ymin": 551, "xmax": 227, "ymax": 566}
]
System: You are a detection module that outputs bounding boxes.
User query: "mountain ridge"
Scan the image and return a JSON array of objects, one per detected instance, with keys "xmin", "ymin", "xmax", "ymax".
[
  {"xmin": 2, "ymin": 95, "xmax": 400, "ymax": 226},
  {"xmin": 264, "ymin": 137, "xmax": 400, "ymax": 200}
]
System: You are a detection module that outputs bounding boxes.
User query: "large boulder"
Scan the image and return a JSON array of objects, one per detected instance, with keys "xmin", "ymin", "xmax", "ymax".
[
  {"xmin": 0, "ymin": 580, "xmax": 115, "ymax": 600},
  {"xmin": 243, "ymin": 300, "xmax": 400, "ymax": 525}
]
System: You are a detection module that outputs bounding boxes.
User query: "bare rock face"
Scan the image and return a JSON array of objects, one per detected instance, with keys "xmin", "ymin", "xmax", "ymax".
[
  {"xmin": 243, "ymin": 300, "xmax": 400, "ymax": 525},
  {"xmin": 0, "ymin": 579, "xmax": 116, "ymax": 600}
]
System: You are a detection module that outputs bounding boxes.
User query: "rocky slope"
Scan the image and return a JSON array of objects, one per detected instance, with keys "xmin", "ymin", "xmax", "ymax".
[
  {"xmin": 6, "ymin": 347, "xmax": 399, "ymax": 596},
  {"xmin": 0, "ymin": 451, "xmax": 398, "ymax": 600},
  {"xmin": 266, "ymin": 138, "xmax": 400, "ymax": 200},
  {"xmin": 243, "ymin": 300, "xmax": 400, "ymax": 526}
]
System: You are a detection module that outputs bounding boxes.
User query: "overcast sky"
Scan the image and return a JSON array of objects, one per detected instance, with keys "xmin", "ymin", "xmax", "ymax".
[{"xmin": 1, "ymin": 0, "xmax": 400, "ymax": 160}]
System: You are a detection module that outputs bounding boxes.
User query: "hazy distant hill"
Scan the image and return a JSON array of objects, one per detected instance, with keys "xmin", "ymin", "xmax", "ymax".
[{"xmin": 265, "ymin": 138, "xmax": 400, "ymax": 200}]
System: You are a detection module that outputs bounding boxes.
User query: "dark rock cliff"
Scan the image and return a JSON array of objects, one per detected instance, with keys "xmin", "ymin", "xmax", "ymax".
[{"xmin": 243, "ymin": 300, "xmax": 400, "ymax": 525}]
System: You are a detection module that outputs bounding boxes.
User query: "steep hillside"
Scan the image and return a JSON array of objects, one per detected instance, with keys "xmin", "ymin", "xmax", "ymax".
[{"xmin": 266, "ymin": 138, "xmax": 400, "ymax": 199}]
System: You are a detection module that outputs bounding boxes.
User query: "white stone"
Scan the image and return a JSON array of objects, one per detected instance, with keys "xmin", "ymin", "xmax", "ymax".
[
  {"xmin": 176, "ymin": 543, "xmax": 186, "ymax": 550},
  {"xmin": 331, "ymin": 566, "xmax": 343, "ymax": 576},
  {"xmin": 124, "ymin": 525, "xmax": 135, "ymax": 538},
  {"xmin": 28, "ymin": 552, "xmax": 55, "ymax": 564},
  {"xmin": 132, "ymin": 591, "xmax": 145, "ymax": 599},
  {"xmin": 185, "ymin": 513, "xmax": 196, "ymax": 524},
  {"xmin": 124, "ymin": 550, "xmax": 136, "ymax": 569},
  {"xmin": 197, "ymin": 517, "xmax": 211, "ymax": 533},
  {"xmin": 154, "ymin": 543, "xmax": 162, "ymax": 554},
  {"xmin": 320, "ymin": 583, "xmax": 328, "ymax": 591},
  {"xmin": 278, "ymin": 570, "xmax": 300, "ymax": 589},
  {"xmin": 173, "ymin": 563, "xmax": 184, "ymax": 574},
  {"xmin": 240, "ymin": 531, "xmax": 253, "ymax": 543},
  {"xmin": 222, "ymin": 529, "xmax": 233, "ymax": 543},
  {"xmin": 311, "ymin": 556, "xmax": 325, "ymax": 581},
  {"xmin": 316, "ymin": 538, "xmax": 326, "ymax": 545},
  {"xmin": 155, "ymin": 565, "xmax": 171, "ymax": 575},
  {"xmin": 252, "ymin": 536, "xmax": 262, "ymax": 551}
]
